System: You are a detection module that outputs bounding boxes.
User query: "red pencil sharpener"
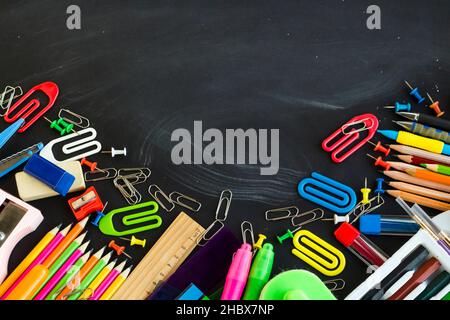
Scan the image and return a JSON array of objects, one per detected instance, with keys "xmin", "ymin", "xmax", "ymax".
[{"xmin": 68, "ymin": 186, "xmax": 104, "ymax": 221}]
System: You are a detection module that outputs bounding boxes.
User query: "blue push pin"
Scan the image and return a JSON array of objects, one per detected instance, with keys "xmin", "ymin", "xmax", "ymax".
[
  {"xmin": 404, "ymin": 80, "xmax": 425, "ymax": 104},
  {"xmin": 91, "ymin": 210, "xmax": 105, "ymax": 227},
  {"xmin": 384, "ymin": 102, "xmax": 411, "ymax": 112},
  {"xmin": 375, "ymin": 178, "xmax": 385, "ymax": 194}
]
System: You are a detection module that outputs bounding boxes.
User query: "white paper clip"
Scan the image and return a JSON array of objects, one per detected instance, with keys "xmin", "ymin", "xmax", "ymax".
[{"xmin": 40, "ymin": 128, "xmax": 102, "ymax": 164}]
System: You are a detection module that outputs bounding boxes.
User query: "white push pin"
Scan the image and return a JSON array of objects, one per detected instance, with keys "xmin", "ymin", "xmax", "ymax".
[
  {"xmin": 322, "ymin": 214, "xmax": 350, "ymax": 225},
  {"xmin": 102, "ymin": 147, "xmax": 127, "ymax": 157}
]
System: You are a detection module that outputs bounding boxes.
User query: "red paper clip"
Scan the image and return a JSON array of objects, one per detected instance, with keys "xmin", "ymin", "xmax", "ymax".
[
  {"xmin": 322, "ymin": 114, "xmax": 379, "ymax": 163},
  {"xmin": 68, "ymin": 186, "xmax": 104, "ymax": 221},
  {"xmin": 4, "ymin": 82, "xmax": 59, "ymax": 133}
]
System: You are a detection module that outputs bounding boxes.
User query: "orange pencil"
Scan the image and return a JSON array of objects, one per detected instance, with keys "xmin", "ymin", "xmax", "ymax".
[
  {"xmin": 404, "ymin": 168, "xmax": 450, "ymax": 186},
  {"xmin": 56, "ymin": 247, "xmax": 107, "ymax": 300},
  {"xmin": 387, "ymin": 181, "xmax": 450, "ymax": 202},
  {"xmin": 386, "ymin": 190, "xmax": 450, "ymax": 211},
  {"xmin": 383, "ymin": 170, "xmax": 450, "ymax": 193},
  {"xmin": 41, "ymin": 217, "xmax": 88, "ymax": 268}
]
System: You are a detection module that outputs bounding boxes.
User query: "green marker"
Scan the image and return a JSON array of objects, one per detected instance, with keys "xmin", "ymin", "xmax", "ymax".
[
  {"xmin": 67, "ymin": 253, "xmax": 114, "ymax": 300},
  {"xmin": 420, "ymin": 163, "xmax": 450, "ymax": 176},
  {"xmin": 32, "ymin": 233, "xmax": 87, "ymax": 298},
  {"xmin": 45, "ymin": 250, "xmax": 92, "ymax": 300},
  {"xmin": 443, "ymin": 290, "xmax": 450, "ymax": 300},
  {"xmin": 415, "ymin": 271, "xmax": 450, "ymax": 300},
  {"xmin": 243, "ymin": 243, "xmax": 274, "ymax": 300}
]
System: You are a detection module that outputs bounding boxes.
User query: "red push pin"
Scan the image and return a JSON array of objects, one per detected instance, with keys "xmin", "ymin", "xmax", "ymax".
[
  {"xmin": 108, "ymin": 240, "xmax": 132, "ymax": 259},
  {"xmin": 427, "ymin": 93, "xmax": 445, "ymax": 118},
  {"xmin": 80, "ymin": 157, "xmax": 106, "ymax": 173},
  {"xmin": 367, "ymin": 154, "xmax": 391, "ymax": 170},
  {"xmin": 368, "ymin": 140, "xmax": 390, "ymax": 157}
]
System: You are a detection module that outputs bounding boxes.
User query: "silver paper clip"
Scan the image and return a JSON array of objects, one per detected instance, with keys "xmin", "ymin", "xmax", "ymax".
[
  {"xmin": 196, "ymin": 219, "xmax": 224, "ymax": 247},
  {"xmin": 84, "ymin": 168, "xmax": 118, "ymax": 182},
  {"xmin": 0, "ymin": 86, "xmax": 23, "ymax": 116},
  {"xmin": 341, "ymin": 117, "xmax": 375, "ymax": 135},
  {"xmin": 323, "ymin": 279, "xmax": 346, "ymax": 292},
  {"xmin": 114, "ymin": 175, "xmax": 142, "ymax": 205},
  {"xmin": 169, "ymin": 191, "xmax": 201, "ymax": 212},
  {"xmin": 241, "ymin": 221, "xmax": 255, "ymax": 246},
  {"xmin": 290, "ymin": 208, "xmax": 325, "ymax": 227},
  {"xmin": 58, "ymin": 108, "xmax": 90, "ymax": 129},
  {"xmin": 117, "ymin": 168, "xmax": 151, "ymax": 185},
  {"xmin": 148, "ymin": 184, "xmax": 175, "ymax": 212},
  {"xmin": 216, "ymin": 189, "xmax": 232, "ymax": 221},
  {"xmin": 265, "ymin": 206, "xmax": 299, "ymax": 221}
]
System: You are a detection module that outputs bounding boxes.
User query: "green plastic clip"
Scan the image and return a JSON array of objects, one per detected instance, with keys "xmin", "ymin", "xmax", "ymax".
[{"xmin": 99, "ymin": 201, "xmax": 162, "ymax": 236}]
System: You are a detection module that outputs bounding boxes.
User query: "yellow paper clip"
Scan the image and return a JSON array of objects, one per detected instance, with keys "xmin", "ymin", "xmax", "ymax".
[{"xmin": 291, "ymin": 229, "xmax": 346, "ymax": 277}]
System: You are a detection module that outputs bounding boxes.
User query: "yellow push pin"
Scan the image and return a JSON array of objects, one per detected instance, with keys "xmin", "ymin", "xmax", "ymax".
[
  {"xmin": 360, "ymin": 178, "xmax": 371, "ymax": 205},
  {"xmin": 253, "ymin": 234, "xmax": 267, "ymax": 250},
  {"xmin": 119, "ymin": 235, "xmax": 146, "ymax": 248}
]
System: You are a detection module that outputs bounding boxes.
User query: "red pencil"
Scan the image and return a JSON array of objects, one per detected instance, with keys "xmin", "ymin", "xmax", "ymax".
[{"xmin": 396, "ymin": 154, "xmax": 443, "ymax": 166}]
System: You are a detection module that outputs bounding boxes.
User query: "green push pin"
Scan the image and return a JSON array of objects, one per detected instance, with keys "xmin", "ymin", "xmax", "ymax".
[
  {"xmin": 57, "ymin": 118, "xmax": 75, "ymax": 134},
  {"xmin": 277, "ymin": 229, "xmax": 295, "ymax": 244},
  {"xmin": 44, "ymin": 117, "xmax": 66, "ymax": 136}
]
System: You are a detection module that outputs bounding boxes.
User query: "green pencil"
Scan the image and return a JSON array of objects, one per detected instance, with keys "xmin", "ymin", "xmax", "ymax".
[
  {"xmin": 67, "ymin": 253, "xmax": 114, "ymax": 300},
  {"xmin": 45, "ymin": 250, "xmax": 92, "ymax": 300},
  {"xmin": 421, "ymin": 163, "xmax": 450, "ymax": 176},
  {"xmin": 32, "ymin": 232, "xmax": 87, "ymax": 298}
]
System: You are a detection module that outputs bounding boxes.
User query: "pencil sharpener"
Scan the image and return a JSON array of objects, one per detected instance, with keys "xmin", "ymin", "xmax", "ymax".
[
  {"xmin": 0, "ymin": 188, "xmax": 43, "ymax": 283},
  {"xmin": 68, "ymin": 186, "xmax": 103, "ymax": 221}
]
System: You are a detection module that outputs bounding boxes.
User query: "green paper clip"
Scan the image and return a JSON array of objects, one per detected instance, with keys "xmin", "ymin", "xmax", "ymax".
[{"xmin": 99, "ymin": 201, "xmax": 162, "ymax": 236}]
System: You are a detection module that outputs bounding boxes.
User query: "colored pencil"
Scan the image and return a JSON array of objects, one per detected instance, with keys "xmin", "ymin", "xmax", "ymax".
[
  {"xmin": 0, "ymin": 225, "xmax": 60, "ymax": 297},
  {"xmin": 383, "ymin": 170, "xmax": 450, "ymax": 193},
  {"xmin": 386, "ymin": 161, "xmax": 422, "ymax": 172},
  {"xmin": 1, "ymin": 224, "xmax": 70, "ymax": 300},
  {"xmin": 31, "ymin": 232, "xmax": 87, "ymax": 299},
  {"xmin": 56, "ymin": 247, "xmax": 107, "ymax": 300},
  {"xmin": 405, "ymin": 168, "xmax": 450, "ymax": 186},
  {"xmin": 35, "ymin": 242, "xmax": 89, "ymax": 300},
  {"xmin": 78, "ymin": 260, "xmax": 117, "ymax": 300},
  {"xmin": 89, "ymin": 261, "xmax": 126, "ymax": 300},
  {"xmin": 46, "ymin": 250, "xmax": 93, "ymax": 300},
  {"xmin": 390, "ymin": 145, "xmax": 450, "ymax": 165},
  {"xmin": 387, "ymin": 181, "xmax": 450, "ymax": 202},
  {"xmin": 396, "ymin": 154, "xmax": 443, "ymax": 166},
  {"xmin": 99, "ymin": 266, "xmax": 132, "ymax": 300},
  {"xmin": 421, "ymin": 164, "xmax": 450, "ymax": 176},
  {"xmin": 42, "ymin": 217, "xmax": 88, "ymax": 268},
  {"xmin": 386, "ymin": 190, "xmax": 450, "ymax": 211}
]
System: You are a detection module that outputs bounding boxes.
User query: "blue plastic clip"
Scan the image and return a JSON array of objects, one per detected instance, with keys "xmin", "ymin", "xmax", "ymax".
[
  {"xmin": 394, "ymin": 102, "xmax": 411, "ymax": 112},
  {"xmin": 0, "ymin": 118, "xmax": 24, "ymax": 149},
  {"xmin": 297, "ymin": 172, "xmax": 357, "ymax": 215},
  {"xmin": 91, "ymin": 210, "xmax": 105, "ymax": 227},
  {"xmin": 23, "ymin": 153, "xmax": 75, "ymax": 196},
  {"xmin": 375, "ymin": 178, "xmax": 385, "ymax": 194}
]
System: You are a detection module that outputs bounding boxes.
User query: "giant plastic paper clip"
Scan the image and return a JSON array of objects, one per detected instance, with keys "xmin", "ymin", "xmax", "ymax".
[
  {"xmin": 297, "ymin": 172, "xmax": 357, "ymax": 215},
  {"xmin": 39, "ymin": 128, "xmax": 102, "ymax": 164},
  {"xmin": 99, "ymin": 201, "xmax": 162, "ymax": 236},
  {"xmin": 4, "ymin": 82, "xmax": 59, "ymax": 133},
  {"xmin": 68, "ymin": 186, "xmax": 104, "ymax": 221},
  {"xmin": 322, "ymin": 113, "xmax": 379, "ymax": 163},
  {"xmin": 291, "ymin": 229, "xmax": 346, "ymax": 276}
]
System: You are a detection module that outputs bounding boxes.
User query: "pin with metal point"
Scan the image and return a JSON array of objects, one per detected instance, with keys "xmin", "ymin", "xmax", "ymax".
[
  {"xmin": 368, "ymin": 140, "xmax": 390, "ymax": 157},
  {"xmin": 427, "ymin": 93, "xmax": 445, "ymax": 118},
  {"xmin": 108, "ymin": 240, "xmax": 132, "ymax": 259},
  {"xmin": 367, "ymin": 154, "xmax": 391, "ymax": 170},
  {"xmin": 102, "ymin": 147, "xmax": 127, "ymax": 157},
  {"xmin": 404, "ymin": 80, "xmax": 425, "ymax": 103},
  {"xmin": 384, "ymin": 102, "xmax": 411, "ymax": 113},
  {"xmin": 119, "ymin": 235, "xmax": 146, "ymax": 248}
]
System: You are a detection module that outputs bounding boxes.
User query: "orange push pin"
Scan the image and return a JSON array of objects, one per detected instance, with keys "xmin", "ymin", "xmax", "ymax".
[
  {"xmin": 108, "ymin": 240, "xmax": 132, "ymax": 259},
  {"xmin": 368, "ymin": 140, "xmax": 390, "ymax": 157},
  {"xmin": 81, "ymin": 158, "xmax": 105, "ymax": 173},
  {"xmin": 367, "ymin": 154, "xmax": 391, "ymax": 171},
  {"xmin": 427, "ymin": 93, "xmax": 445, "ymax": 117}
]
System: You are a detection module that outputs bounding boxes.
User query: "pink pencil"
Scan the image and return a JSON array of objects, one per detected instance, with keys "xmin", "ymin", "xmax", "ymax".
[
  {"xmin": 34, "ymin": 242, "xmax": 89, "ymax": 300},
  {"xmin": 88, "ymin": 261, "xmax": 126, "ymax": 300},
  {"xmin": 0, "ymin": 224, "xmax": 71, "ymax": 300}
]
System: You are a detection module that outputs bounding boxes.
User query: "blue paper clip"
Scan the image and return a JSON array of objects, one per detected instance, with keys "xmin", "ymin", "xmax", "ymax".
[
  {"xmin": 0, "ymin": 143, "xmax": 43, "ymax": 178},
  {"xmin": 297, "ymin": 172, "xmax": 357, "ymax": 214}
]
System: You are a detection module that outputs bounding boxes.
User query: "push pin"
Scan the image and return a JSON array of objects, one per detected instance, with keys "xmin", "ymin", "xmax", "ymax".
[
  {"xmin": 119, "ymin": 235, "xmax": 146, "ymax": 248},
  {"xmin": 101, "ymin": 147, "xmax": 127, "ymax": 157},
  {"xmin": 427, "ymin": 93, "xmax": 445, "ymax": 117},
  {"xmin": 375, "ymin": 178, "xmax": 385, "ymax": 194},
  {"xmin": 367, "ymin": 154, "xmax": 391, "ymax": 171},
  {"xmin": 368, "ymin": 140, "xmax": 390, "ymax": 157},
  {"xmin": 108, "ymin": 240, "xmax": 132, "ymax": 259},
  {"xmin": 277, "ymin": 229, "xmax": 295, "ymax": 244},
  {"xmin": 404, "ymin": 80, "xmax": 425, "ymax": 104},
  {"xmin": 44, "ymin": 117, "xmax": 71, "ymax": 136},
  {"xmin": 360, "ymin": 178, "xmax": 371, "ymax": 205},
  {"xmin": 57, "ymin": 118, "xmax": 75, "ymax": 133},
  {"xmin": 384, "ymin": 102, "xmax": 411, "ymax": 113},
  {"xmin": 91, "ymin": 211, "xmax": 105, "ymax": 227},
  {"xmin": 253, "ymin": 234, "xmax": 267, "ymax": 250},
  {"xmin": 80, "ymin": 158, "xmax": 106, "ymax": 173},
  {"xmin": 322, "ymin": 214, "xmax": 350, "ymax": 224}
]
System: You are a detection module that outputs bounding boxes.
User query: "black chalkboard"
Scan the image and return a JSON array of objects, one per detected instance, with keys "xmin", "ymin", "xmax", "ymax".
[{"xmin": 1, "ymin": 0, "xmax": 449, "ymax": 299}]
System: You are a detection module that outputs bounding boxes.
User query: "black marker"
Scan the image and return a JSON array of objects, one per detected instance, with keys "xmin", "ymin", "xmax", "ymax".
[{"xmin": 396, "ymin": 112, "xmax": 450, "ymax": 132}]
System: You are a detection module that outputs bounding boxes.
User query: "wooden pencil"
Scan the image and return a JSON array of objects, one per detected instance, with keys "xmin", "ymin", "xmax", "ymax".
[
  {"xmin": 383, "ymin": 170, "xmax": 450, "ymax": 193},
  {"xmin": 390, "ymin": 145, "xmax": 450, "ymax": 165},
  {"xmin": 396, "ymin": 154, "xmax": 443, "ymax": 166},
  {"xmin": 387, "ymin": 181, "xmax": 450, "ymax": 202},
  {"xmin": 386, "ymin": 161, "xmax": 422, "ymax": 172},
  {"xmin": 386, "ymin": 190, "xmax": 450, "ymax": 211},
  {"xmin": 405, "ymin": 168, "xmax": 450, "ymax": 186},
  {"xmin": 421, "ymin": 164, "xmax": 450, "ymax": 176}
]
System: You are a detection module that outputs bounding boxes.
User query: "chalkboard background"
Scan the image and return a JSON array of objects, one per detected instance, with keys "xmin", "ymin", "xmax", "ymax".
[{"xmin": 1, "ymin": 0, "xmax": 449, "ymax": 299}]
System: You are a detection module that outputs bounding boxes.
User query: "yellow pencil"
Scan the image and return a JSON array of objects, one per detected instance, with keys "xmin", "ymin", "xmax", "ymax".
[
  {"xmin": 0, "ymin": 225, "xmax": 60, "ymax": 296},
  {"xmin": 99, "ymin": 266, "xmax": 132, "ymax": 300},
  {"xmin": 386, "ymin": 190, "xmax": 450, "ymax": 211},
  {"xmin": 78, "ymin": 260, "xmax": 116, "ymax": 300}
]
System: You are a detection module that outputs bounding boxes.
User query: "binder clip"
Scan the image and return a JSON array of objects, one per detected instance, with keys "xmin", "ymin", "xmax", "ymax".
[
  {"xmin": 0, "ymin": 188, "xmax": 43, "ymax": 283},
  {"xmin": 297, "ymin": 172, "xmax": 357, "ymax": 214},
  {"xmin": 322, "ymin": 113, "xmax": 379, "ymax": 163},
  {"xmin": 291, "ymin": 229, "xmax": 346, "ymax": 276},
  {"xmin": 99, "ymin": 201, "xmax": 162, "ymax": 236},
  {"xmin": 39, "ymin": 128, "xmax": 102, "ymax": 164},
  {"xmin": 68, "ymin": 186, "xmax": 104, "ymax": 221},
  {"xmin": 4, "ymin": 82, "xmax": 59, "ymax": 133}
]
